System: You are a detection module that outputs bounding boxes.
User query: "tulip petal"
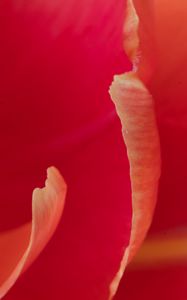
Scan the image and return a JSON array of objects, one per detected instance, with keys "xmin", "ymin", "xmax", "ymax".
[
  {"xmin": 0, "ymin": 167, "xmax": 66, "ymax": 298},
  {"xmin": 131, "ymin": 0, "xmax": 156, "ymax": 83},
  {"xmin": 130, "ymin": 0, "xmax": 187, "ymax": 231},
  {"xmin": 0, "ymin": 1, "xmax": 132, "ymax": 299},
  {"xmin": 109, "ymin": 1, "xmax": 160, "ymax": 296},
  {"xmin": 0, "ymin": 0, "xmax": 131, "ymax": 231}
]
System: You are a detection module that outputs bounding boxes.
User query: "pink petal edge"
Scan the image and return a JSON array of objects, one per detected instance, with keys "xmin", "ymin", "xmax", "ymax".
[
  {"xmin": 0, "ymin": 167, "xmax": 66, "ymax": 299},
  {"xmin": 109, "ymin": 0, "xmax": 161, "ymax": 297}
]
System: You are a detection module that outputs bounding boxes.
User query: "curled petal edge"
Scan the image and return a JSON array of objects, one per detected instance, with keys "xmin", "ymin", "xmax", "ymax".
[
  {"xmin": 109, "ymin": 0, "xmax": 161, "ymax": 297},
  {"xmin": 0, "ymin": 167, "xmax": 67, "ymax": 299}
]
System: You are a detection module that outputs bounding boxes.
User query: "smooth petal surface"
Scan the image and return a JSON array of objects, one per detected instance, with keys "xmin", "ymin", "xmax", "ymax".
[
  {"xmin": 1, "ymin": 1, "xmax": 133, "ymax": 299},
  {"xmin": 0, "ymin": 0, "xmax": 131, "ymax": 231},
  {"xmin": 116, "ymin": 264, "xmax": 187, "ymax": 300},
  {"xmin": 149, "ymin": 0, "xmax": 187, "ymax": 231},
  {"xmin": 0, "ymin": 167, "xmax": 66, "ymax": 298}
]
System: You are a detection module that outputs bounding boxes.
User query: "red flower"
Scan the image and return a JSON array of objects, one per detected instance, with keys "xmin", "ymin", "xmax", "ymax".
[
  {"xmin": 1, "ymin": 0, "xmax": 185, "ymax": 299},
  {"xmin": 114, "ymin": 0, "xmax": 187, "ymax": 298}
]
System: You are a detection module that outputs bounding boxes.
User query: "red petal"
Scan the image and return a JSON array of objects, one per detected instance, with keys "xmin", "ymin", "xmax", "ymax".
[
  {"xmin": 110, "ymin": 74, "xmax": 160, "ymax": 296},
  {"xmin": 116, "ymin": 265, "xmax": 187, "ymax": 300},
  {"xmin": 0, "ymin": 0, "xmax": 131, "ymax": 229},
  {"xmin": 116, "ymin": 1, "xmax": 187, "ymax": 298},
  {"xmin": 148, "ymin": 0, "xmax": 187, "ymax": 231},
  {"xmin": 0, "ymin": 167, "xmax": 66, "ymax": 298},
  {"xmin": 130, "ymin": 0, "xmax": 187, "ymax": 231},
  {"xmin": 109, "ymin": 1, "xmax": 161, "ymax": 295},
  {"xmin": 0, "ymin": 1, "xmax": 133, "ymax": 299}
]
